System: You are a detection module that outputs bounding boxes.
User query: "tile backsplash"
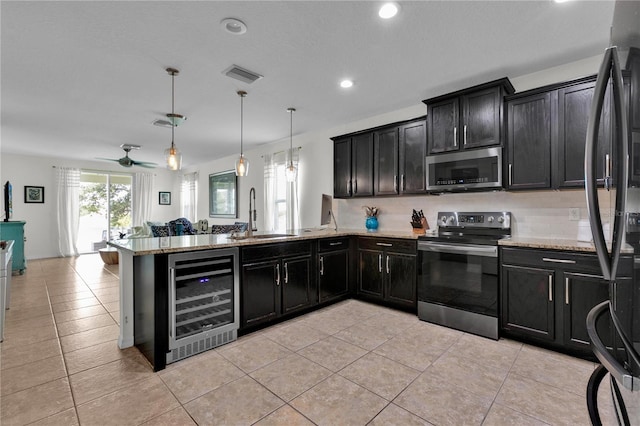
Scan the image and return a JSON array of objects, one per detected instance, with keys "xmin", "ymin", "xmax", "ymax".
[{"xmin": 334, "ymin": 189, "xmax": 615, "ymax": 240}]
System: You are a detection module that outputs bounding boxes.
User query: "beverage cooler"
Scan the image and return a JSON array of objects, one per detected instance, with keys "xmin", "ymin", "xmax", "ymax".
[{"xmin": 167, "ymin": 248, "xmax": 239, "ymax": 364}]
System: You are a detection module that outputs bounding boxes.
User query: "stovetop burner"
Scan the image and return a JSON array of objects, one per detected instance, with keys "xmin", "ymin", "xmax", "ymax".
[{"xmin": 418, "ymin": 211, "xmax": 512, "ymax": 245}]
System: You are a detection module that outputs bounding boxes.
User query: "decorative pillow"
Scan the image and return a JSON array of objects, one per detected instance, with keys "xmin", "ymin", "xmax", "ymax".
[
  {"xmin": 234, "ymin": 222, "xmax": 248, "ymax": 232},
  {"xmin": 150, "ymin": 225, "xmax": 171, "ymax": 237},
  {"xmin": 145, "ymin": 221, "xmax": 164, "ymax": 236},
  {"xmin": 210, "ymin": 224, "xmax": 245, "ymax": 234},
  {"xmin": 168, "ymin": 218, "xmax": 195, "ymax": 236}
]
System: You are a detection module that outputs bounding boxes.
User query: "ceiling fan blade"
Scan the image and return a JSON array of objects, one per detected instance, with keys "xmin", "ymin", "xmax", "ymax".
[
  {"xmin": 135, "ymin": 163, "xmax": 156, "ymax": 169},
  {"xmin": 95, "ymin": 157, "xmax": 121, "ymax": 162}
]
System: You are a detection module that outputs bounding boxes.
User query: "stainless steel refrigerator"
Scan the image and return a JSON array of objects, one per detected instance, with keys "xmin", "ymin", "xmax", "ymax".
[{"xmin": 585, "ymin": 44, "xmax": 640, "ymax": 425}]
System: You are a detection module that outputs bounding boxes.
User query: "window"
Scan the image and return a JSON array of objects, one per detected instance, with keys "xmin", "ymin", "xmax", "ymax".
[
  {"xmin": 264, "ymin": 149, "xmax": 299, "ymax": 232},
  {"xmin": 181, "ymin": 171, "xmax": 199, "ymax": 221},
  {"xmin": 77, "ymin": 171, "xmax": 132, "ymax": 253}
]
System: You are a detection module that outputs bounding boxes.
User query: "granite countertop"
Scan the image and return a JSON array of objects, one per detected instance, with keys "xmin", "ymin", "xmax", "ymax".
[
  {"xmin": 499, "ymin": 236, "xmax": 635, "ymax": 254},
  {"xmin": 107, "ymin": 228, "xmax": 422, "ymax": 256}
]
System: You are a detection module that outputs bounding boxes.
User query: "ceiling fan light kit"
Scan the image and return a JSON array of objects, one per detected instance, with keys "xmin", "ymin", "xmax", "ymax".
[
  {"xmin": 165, "ymin": 67, "xmax": 183, "ymax": 171},
  {"xmin": 235, "ymin": 90, "xmax": 249, "ymax": 177}
]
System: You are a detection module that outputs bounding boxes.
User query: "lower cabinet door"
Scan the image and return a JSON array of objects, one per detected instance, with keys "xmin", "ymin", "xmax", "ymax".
[
  {"xmin": 386, "ymin": 253, "xmax": 416, "ymax": 308},
  {"xmin": 319, "ymin": 250, "xmax": 349, "ymax": 303},
  {"xmin": 281, "ymin": 256, "xmax": 313, "ymax": 314},
  {"xmin": 358, "ymin": 249, "xmax": 384, "ymax": 299},
  {"xmin": 241, "ymin": 260, "xmax": 279, "ymax": 327},
  {"xmin": 501, "ymin": 264, "xmax": 555, "ymax": 341},
  {"xmin": 563, "ymin": 272, "xmax": 612, "ymax": 351}
]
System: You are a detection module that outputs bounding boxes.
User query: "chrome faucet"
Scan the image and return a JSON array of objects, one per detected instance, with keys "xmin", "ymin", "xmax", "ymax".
[{"xmin": 248, "ymin": 187, "xmax": 257, "ymax": 237}]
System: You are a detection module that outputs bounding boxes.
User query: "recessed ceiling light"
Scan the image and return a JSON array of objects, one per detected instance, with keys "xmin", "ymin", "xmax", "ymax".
[
  {"xmin": 340, "ymin": 79, "xmax": 354, "ymax": 89},
  {"xmin": 379, "ymin": 3, "xmax": 399, "ymax": 19},
  {"xmin": 221, "ymin": 18, "xmax": 247, "ymax": 35}
]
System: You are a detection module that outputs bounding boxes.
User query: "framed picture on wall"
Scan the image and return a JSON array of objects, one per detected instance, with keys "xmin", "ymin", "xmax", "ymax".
[
  {"xmin": 24, "ymin": 186, "xmax": 45, "ymax": 203},
  {"xmin": 159, "ymin": 191, "xmax": 171, "ymax": 205}
]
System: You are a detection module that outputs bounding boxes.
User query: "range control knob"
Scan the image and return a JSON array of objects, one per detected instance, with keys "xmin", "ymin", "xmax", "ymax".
[
  {"xmin": 440, "ymin": 215, "xmax": 447, "ymax": 223},
  {"xmin": 487, "ymin": 216, "xmax": 495, "ymax": 223},
  {"xmin": 498, "ymin": 216, "xmax": 505, "ymax": 224},
  {"xmin": 448, "ymin": 216, "xmax": 455, "ymax": 224}
]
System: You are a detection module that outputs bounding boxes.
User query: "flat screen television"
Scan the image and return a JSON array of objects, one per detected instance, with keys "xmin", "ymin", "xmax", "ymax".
[
  {"xmin": 320, "ymin": 193, "xmax": 337, "ymax": 230},
  {"xmin": 4, "ymin": 181, "xmax": 12, "ymax": 222}
]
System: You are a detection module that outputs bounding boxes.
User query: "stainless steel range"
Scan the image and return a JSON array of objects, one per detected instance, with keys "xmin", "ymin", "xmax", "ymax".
[{"xmin": 417, "ymin": 211, "xmax": 511, "ymax": 339}]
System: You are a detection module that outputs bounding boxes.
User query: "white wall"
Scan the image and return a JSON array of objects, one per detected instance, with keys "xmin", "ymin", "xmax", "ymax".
[{"xmin": 0, "ymin": 153, "xmax": 180, "ymax": 259}]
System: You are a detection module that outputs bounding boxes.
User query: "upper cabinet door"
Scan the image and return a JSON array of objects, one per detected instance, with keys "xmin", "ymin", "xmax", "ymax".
[
  {"xmin": 351, "ymin": 132, "xmax": 374, "ymax": 197},
  {"xmin": 333, "ymin": 138, "xmax": 352, "ymax": 198},
  {"xmin": 374, "ymin": 127, "xmax": 399, "ymax": 196},
  {"xmin": 507, "ymin": 92, "xmax": 553, "ymax": 190},
  {"xmin": 399, "ymin": 120, "xmax": 427, "ymax": 194},
  {"xmin": 428, "ymin": 98, "xmax": 459, "ymax": 154},
  {"xmin": 462, "ymin": 86, "xmax": 502, "ymax": 149},
  {"xmin": 556, "ymin": 81, "xmax": 611, "ymax": 188}
]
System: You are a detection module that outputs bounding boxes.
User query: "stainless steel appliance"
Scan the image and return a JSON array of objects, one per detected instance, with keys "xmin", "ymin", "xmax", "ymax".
[
  {"xmin": 0, "ymin": 240, "xmax": 13, "ymax": 342},
  {"xmin": 417, "ymin": 211, "xmax": 511, "ymax": 339},
  {"xmin": 167, "ymin": 247, "xmax": 239, "ymax": 364},
  {"xmin": 425, "ymin": 147, "xmax": 502, "ymax": 192},
  {"xmin": 585, "ymin": 46, "xmax": 640, "ymax": 425}
]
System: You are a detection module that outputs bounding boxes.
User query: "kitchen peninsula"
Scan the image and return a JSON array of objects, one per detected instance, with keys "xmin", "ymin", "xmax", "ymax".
[{"xmin": 108, "ymin": 228, "xmax": 421, "ymax": 370}]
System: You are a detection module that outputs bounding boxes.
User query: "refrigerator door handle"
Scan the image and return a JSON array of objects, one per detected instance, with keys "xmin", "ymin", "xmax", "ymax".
[
  {"xmin": 587, "ymin": 301, "xmax": 640, "ymax": 392},
  {"xmin": 585, "ymin": 46, "xmax": 629, "ymax": 281}
]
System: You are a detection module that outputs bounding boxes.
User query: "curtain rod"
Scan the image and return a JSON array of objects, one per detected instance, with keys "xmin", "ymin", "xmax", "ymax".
[
  {"xmin": 261, "ymin": 146, "xmax": 302, "ymax": 158},
  {"xmin": 52, "ymin": 166, "xmax": 157, "ymax": 176}
]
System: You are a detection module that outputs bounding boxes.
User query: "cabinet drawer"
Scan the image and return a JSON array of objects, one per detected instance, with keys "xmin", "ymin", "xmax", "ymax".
[
  {"xmin": 242, "ymin": 241, "xmax": 312, "ymax": 263},
  {"xmin": 358, "ymin": 237, "xmax": 416, "ymax": 254},
  {"xmin": 318, "ymin": 237, "xmax": 350, "ymax": 253},
  {"xmin": 501, "ymin": 247, "xmax": 633, "ymax": 277}
]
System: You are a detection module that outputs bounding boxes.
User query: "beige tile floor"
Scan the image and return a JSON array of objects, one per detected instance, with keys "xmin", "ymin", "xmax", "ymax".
[{"xmin": 0, "ymin": 254, "xmax": 618, "ymax": 425}]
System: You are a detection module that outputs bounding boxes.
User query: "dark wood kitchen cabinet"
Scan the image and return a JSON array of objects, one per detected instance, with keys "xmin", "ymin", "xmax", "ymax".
[
  {"xmin": 332, "ymin": 133, "xmax": 374, "ymax": 198},
  {"xmin": 357, "ymin": 237, "xmax": 416, "ymax": 310},
  {"xmin": 627, "ymin": 47, "xmax": 640, "ymax": 131},
  {"xmin": 317, "ymin": 237, "xmax": 350, "ymax": 303},
  {"xmin": 500, "ymin": 247, "xmax": 631, "ymax": 357},
  {"xmin": 423, "ymin": 78, "xmax": 514, "ymax": 154},
  {"xmin": 374, "ymin": 118, "xmax": 427, "ymax": 195},
  {"xmin": 506, "ymin": 75, "xmax": 624, "ymax": 190},
  {"xmin": 241, "ymin": 241, "xmax": 315, "ymax": 329},
  {"xmin": 334, "ymin": 117, "xmax": 426, "ymax": 198}
]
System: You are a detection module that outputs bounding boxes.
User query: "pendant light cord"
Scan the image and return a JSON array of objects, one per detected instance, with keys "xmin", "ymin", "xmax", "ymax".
[
  {"xmin": 240, "ymin": 94, "xmax": 244, "ymax": 156},
  {"xmin": 171, "ymin": 71, "xmax": 175, "ymax": 149}
]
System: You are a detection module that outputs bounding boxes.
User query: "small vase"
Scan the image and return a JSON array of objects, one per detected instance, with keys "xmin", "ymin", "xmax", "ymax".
[{"xmin": 365, "ymin": 216, "xmax": 378, "ymax": 232}]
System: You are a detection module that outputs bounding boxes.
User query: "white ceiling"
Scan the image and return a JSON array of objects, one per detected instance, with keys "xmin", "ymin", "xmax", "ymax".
[{"xmin": 0, "ymin": 1, "xmax": 622, "ymax": 169}]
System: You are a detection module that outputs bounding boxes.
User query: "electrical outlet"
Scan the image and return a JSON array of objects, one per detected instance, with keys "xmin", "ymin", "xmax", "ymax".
[{"xmin": 569, "ymin": 208, "xmax": 580, "ymax": 221}]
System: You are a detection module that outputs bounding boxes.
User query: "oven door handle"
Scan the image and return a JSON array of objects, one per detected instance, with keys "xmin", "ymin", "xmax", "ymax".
[{"xmin": 418, "ymin": 241, "xmax": 497, "ymax": 257}]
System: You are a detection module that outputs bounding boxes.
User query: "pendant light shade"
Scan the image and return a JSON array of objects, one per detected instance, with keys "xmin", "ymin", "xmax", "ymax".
[
  {"xmin": 165, "ymin": 68, "xmax": 182, "ymax": 171},
  {"xmin": 285, "ymin": 107, "xmax": 297, "ymax": 182},
  {"xmin": 235, "ymin": 91, "xmax": 249, "ymax": 176}
]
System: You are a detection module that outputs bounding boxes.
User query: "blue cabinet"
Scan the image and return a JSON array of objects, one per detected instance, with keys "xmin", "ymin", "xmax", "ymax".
[{"xmin": 0, "ymin": 221, "xmax": 26, "ymax": 274}]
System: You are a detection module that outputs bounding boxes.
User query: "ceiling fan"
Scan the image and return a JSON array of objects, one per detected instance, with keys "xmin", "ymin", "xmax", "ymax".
[{"xmin": 97, "ymin": 144, "xmax": 157, "ymax": 168}]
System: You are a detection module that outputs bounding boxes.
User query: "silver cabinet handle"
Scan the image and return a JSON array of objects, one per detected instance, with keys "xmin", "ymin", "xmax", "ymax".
[
  {"xmin": 319, "ymin": 256, "xmax": 324, "ymax": 276},
  {"xmin": 463, "ymin": 124, "xmax": 467, "ymax": 145},
  {"xmin": 376, "ymin": 242, "xmax": 393, "ymax": 247},
  {"xmin": 386, "ymin": 255, "xmax": 390, "ymax": 274},
  {"xmin": 548, "ymin": 275, "xmax": 553, "ymax": 302},
  {"xmin": 284, "ymin": 262, "xmax": 289, "ymax": 284},
  {"xmin": 509, "ymin": 164, "xmax": 513, "ymax": 186},
  {"xmin": 453, "ymin": 127, "xmax": 457, "ymax": 147},
  {"xmin": 329, "ymin": 242, "xmax": 343, "ymax": 246},
  {"xmin": 378, "ymin": 254, "xmax": 382, "ymax": 273},
  {"xmin": 275, "ymin": 264, "xmax": 280, "ymax": 286},
  {"xmin": 542, "ymin": 257, "xmax": 576, "ymax": 264},
  {"xmin": 347, "ymin": 180, "xmax": 350, "ymax": 194},
  {"xmin": 394, "ymin": 175, "xmax": 397, "ymax": 192},
  {"xmin": 565, "ymin": 277, "xmax": 570, "ymax": 305}
]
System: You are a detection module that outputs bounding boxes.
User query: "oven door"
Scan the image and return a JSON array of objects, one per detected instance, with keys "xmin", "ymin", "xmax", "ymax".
[{"xmin": 417, "ymin": 240, "xmax": 499, "ymax": 339}]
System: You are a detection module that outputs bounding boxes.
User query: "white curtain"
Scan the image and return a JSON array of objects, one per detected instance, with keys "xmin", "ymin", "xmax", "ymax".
[
  {"xmin": 55, "ymin": 167, "xmax": 80, "ymax": 257},
  {"xmin": 181, "ymin": 171, "xmax": 198, "ymax": 222},
  {"xmin": 132, "ymin": 172, "xmax": 153, "ymax": 227},
  {"xmin": 263, "ymin": 148, "xmax": 300, "ymax": 232}
]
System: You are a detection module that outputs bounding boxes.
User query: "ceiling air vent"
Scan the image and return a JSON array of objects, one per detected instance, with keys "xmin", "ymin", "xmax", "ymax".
[{"xmin": 222, "ymin": 64, "xmax": 263, "ymax": 84}]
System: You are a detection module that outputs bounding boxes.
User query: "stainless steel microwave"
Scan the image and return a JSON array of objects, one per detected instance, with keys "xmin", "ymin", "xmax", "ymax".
[{"xmin": 425, "ymin": 147, "xmax": 503, "ymax": 192}]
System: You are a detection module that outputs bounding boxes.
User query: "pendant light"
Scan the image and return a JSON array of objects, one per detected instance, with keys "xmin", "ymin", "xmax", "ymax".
[
  {"xmin": 164, "ymin": 67, "xmax": 183, "ymax": 171},
  {"xmin": 235, "ymin": 90, "xmax": 249, "ymax": 176},
  {"xmin": 285, "ymin": 107, "xmax": 297, "ymax": 182}
]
